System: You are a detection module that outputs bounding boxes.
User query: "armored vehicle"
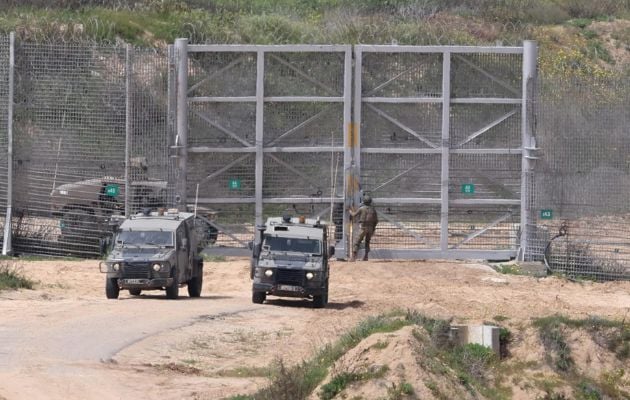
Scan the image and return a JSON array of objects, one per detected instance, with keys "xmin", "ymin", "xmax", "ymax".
[
  {"xmin": 250, "ymin": 216, "xmax": 334, "ymax": 308},
  {"xmin": 99, "ymin": 209, "xmax": 215, "ymax": 299},
  {"xmin": 51, "ymin": 177, "xmax": 168, "ymax": 236}
]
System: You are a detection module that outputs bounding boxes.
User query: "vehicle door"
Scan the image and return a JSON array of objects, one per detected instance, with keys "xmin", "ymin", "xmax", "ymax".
[{"xmin": 176, "ymin": 225, "xmax": 189, "ymax": 281}]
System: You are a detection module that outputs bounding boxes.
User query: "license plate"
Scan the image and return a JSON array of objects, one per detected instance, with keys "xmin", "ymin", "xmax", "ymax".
[
  {"xmin": 124, "ymin": 279, "xmax": 147, "ymax": 285},
  {"xmin": 277, "ymin": 284, "xmax": 301, "ymax": 292}
]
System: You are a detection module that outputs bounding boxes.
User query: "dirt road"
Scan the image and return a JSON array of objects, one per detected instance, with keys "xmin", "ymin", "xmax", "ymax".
[{"xmin": 1, "ymin": 258, "xmax": 629, "ymax": 399}]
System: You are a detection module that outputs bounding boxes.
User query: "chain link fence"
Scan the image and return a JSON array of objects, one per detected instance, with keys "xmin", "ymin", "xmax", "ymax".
[
  {"xmin": 532, "ymin": 75, "xmax": 630, "ymax": 280},
  {"xmin": 0, "ymin": 35, "xmax": 628, "ymax": 281},
  {"xmin": 9, "ymin": 40, "xmax": 171, "ymax": 257}
]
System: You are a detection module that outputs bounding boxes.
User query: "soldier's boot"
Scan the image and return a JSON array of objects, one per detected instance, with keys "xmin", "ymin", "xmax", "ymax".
[
  {"xmin": 350, "ymin": 251, "xmax": 357, "ymax": 262},
  {"xmin": 362, "ymin": 250, "xmax": 369, "ymax": 261}
]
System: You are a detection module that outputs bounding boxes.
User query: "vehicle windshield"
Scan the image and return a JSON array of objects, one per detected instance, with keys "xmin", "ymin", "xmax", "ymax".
[
  {"xmin": 263, "ymin": 235, "xmax": 321, "ymax": 254},
  {"xmin": 116, "ymin": 230, "xmax": 173, "ymax": 247}
]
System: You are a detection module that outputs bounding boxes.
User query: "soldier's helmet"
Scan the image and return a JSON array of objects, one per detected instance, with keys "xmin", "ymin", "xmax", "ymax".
[{"xmin": 362, "ymin": 194, "xmax": 372, "ymax": 205}]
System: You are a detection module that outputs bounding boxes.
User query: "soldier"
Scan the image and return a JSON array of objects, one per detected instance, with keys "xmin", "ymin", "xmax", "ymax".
[{"xmin": 349, "ymin": 195, "xmax": 378, "ymax": 261}]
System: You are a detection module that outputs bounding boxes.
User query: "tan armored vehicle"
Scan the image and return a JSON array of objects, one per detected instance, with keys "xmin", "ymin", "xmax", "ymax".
[{"xmin": 50, "ymin": 177, "xmax": 167, "ymax": 235}]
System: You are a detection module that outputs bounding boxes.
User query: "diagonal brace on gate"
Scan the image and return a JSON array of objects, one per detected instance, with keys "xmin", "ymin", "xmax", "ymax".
[
  {"xmin": 267, "ymin": 153, "xmax": 325, "ymax": 193},
  {"xmin": 266, "ymin": 104, "xmax": 334, "ymax": 146},
  {"xmin": 199, "ymin": 154, "xmax": 251, "ymax": 186},
  {"xmin": 456, "ymin": 109, "xmax": 518, "ymax": 147},
  {"xmin": 450, "ymin": 211, "xmax": 513, "ymax": 249},
  {"xmin": 192, "ymin": 109, "xmax": 252, "ymax": 147},
  {"xmin": 370, "ymin": 160, "xmax": 433, "ymax": 193},
  {"xmin": 366, "ymin": 103, "xmax": 439, "ymax": 149},
  {"xmin": 269, "ymin": 54, "xmax": 338, "ymax": 96},
  {"xmin": 377, "ymin": 210, "xmax": 437, "ymax": 247},
  {"xmin": 187, "ymin": 56, "xmax": 245, "ymax": 95},
  {"xmin": 365, "ymin": 64, "xmax": 424, "ymax": 97},
  {"xmin": 453, "ymin": 54, "xmax": 520, "ymax": 96}
]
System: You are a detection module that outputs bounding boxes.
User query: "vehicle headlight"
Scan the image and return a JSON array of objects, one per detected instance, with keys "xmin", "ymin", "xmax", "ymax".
[
  {"xmin": 264, "ymin": 269, "xmax": 273, "ymax": 277},
  {"xmin": 112, "ymin": 263, "xmax": 120, "ymax": 272},
  {"xmin": 152, "ymin": 263, "xmax": 161, "ymax": 272},
  {"xmin": 306, "ymin": 272, "xmax": 314, "ymax": 280}
]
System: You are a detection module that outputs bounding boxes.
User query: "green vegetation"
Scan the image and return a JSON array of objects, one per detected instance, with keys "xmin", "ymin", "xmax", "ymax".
[
  {"xmin": 0, "ymin": 0, "xmax": 628, "ymax": 76},
  {"xmin": 533, "ymin": 315, "xmax": 630, "ymax": 399},
  {"xmin": 229, "ymin": 310, "xmax": 415, "ymax": 400},
  {"xmin": 225, "ymin": 310, "xmax": 630, "ymax": 400},
  {"xmin": 319, "ymin": 366, "xmax": 389, "ymax": 400},
  {"xmin": 0, "ymin": 263, "xmax": 35, "ymax": 290}
]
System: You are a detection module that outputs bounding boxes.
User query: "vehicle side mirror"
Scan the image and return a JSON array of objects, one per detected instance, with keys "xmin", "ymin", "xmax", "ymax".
[
  {"xmin": 181, "ymin": 238, "xmax": 188, "ymax": 250},
  {"xmin": 328, "ymin": 246, "xmax": 335, "ymax": 257}
]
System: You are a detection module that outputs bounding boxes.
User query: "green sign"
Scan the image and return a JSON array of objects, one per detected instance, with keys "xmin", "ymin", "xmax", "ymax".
[
  {"xmin": 461, "ymin": 183, "xmax": 475, "ymax": 195},
  {"xmin": 228, "ymin": 179, "xmax": 241, "ymax": 190},
  {"xmin": 105, "ymin": 184, "xmax": 120, "ymax": 197},
  {"xmin": 540, "ymin": 209, "xmax": 553, "ymax": 219}
]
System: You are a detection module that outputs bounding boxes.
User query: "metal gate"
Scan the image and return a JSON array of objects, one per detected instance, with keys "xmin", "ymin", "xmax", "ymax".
[
  {"xmin": 176, "ymin": 43, "xmax": 351, "ymax": 255},
  {"xmin": 175, "ymin": 41, "xmax": 536, "ymax": 260},
  {"xmin": 354, "ymin": 44, "xmax": 536, "ymax": 260}
]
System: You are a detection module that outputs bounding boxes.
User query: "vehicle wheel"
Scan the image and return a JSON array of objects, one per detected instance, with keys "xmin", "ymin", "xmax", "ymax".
[
  {"xmin": 106, "ymin": 278, "xmax": 119, "ymax": 299},
  {"xmin": 129, "ymin": 288, "xmax": 141, "ymax": 296},
  {"xmin": 166, "ymin": 268, "xmax": 179, "ymax": 300},
  {"xmin": 313, "ymin": 286, "xmax": 328, "ymax": 309},
  {"xmin": 187, "ymin": 262, "xmax": 203, "ymax": 298},
  {"xmin": 252, "ymin": 291, "xmax": 266, "ymax": 304}
]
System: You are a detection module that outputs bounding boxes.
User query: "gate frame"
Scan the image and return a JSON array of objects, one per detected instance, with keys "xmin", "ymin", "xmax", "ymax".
[
  {"xmin": 174, "ymin": 41, "xmax": 537, "ymax": 260},
  {"xmin": 174, "ymin": 42, "xmax": 353, "ymax": 254},
  {"xmin": 353, "ymin": 42, "xmax": 537, "ymax": 260}
]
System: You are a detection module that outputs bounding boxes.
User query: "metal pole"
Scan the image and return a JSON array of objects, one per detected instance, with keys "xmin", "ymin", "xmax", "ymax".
[
  {"xmin": 519, "ymin": 40, "xmax": 538, "ymax": 261},
  {"xmin": 124, "ymin": 44, "xmax": 132, "ymax": 217},
  {"xmin": 175, "ymin": 38, "xmax": 188, "ymax": 211},
  {"xmin": 349, "ymin": 47, "xmax": 363, "ymax": 257},
  {"xmin": 2, "ymin": 32, "xmax": 14, "ymax": 256},
  {"xmin": 255, "ymin": 50, "xmax": 264, "ymax": 226},
  {"xmin": 340, "ymin": 46, "xmax": 352, "ymax": 259},
  {"xmin": 440, "ymin": 51, "xmax": 451, "ymax": 252}
]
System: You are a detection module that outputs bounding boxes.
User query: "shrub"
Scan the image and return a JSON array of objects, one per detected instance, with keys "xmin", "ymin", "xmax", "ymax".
[{"xmin": 0, "ymin": 263, "xmax": 35, "ymax": 290}]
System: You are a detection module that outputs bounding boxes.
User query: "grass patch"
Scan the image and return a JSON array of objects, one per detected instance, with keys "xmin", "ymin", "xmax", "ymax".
[
  {"xmin": 319, "ymin": 365, "xmax": 389, "ymax": 400},
  {"xmin": 216, "ymin": 366, "xmax": 270, "ymax": 378},
  {"xmin": 229, "ymin": 310, "xmax": 414, "ymax": 400},
  {"xmin": 533, "ymin": 316, "xmax": 575, "ymax": 372},
  {"xmin": 202, "ymin": 254, "xmax": 227, "ymax": 262},
  {"xmin": 494, "ymin": 263, "xmax": 523, "ymax": 275},
  {"xmin": 0, "ymin": 263, "xmax": 35, "ymax": 290}
]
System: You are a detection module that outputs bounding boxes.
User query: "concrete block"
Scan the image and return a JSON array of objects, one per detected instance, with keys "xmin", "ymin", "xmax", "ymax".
[{"xmin": 450, "ymin": 324, "xmax": 500, "ymax": 356}]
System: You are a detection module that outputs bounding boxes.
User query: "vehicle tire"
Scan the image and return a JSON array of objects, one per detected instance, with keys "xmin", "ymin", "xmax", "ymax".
[
  {"xmin": 313, "ymin": 283, "xmax": 328, "ymax": 309},
  {"xmin": 166, "ymin": 268, "xmax": 179, "ymax": 300},
  {"xmin": 106, "ymin": 278, "xmax": 119, "ymax": 299},
  {"xmin": 129, "ymin": 288, "xmax": 141, "ymax": 296},
  {"xmin": 187, "ymin": 261, "xmax": 203, "ymax": 298},
  {"xmin": 252, "ymin": 291, "xmax": 266, "ymax": 304}
]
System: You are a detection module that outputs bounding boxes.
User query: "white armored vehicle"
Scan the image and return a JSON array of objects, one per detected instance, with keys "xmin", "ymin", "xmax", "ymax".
[{"xmin": 250, "ymin": 215, "xmax": 334, "ymax": 308}]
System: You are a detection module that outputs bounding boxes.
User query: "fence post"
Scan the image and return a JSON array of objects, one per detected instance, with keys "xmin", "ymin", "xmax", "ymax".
[
  {"xmin": 349, "ymin": 47, "xmax": 363, "ymax": 257},
  {"xmin": 255, "ymin": 50, "xmax": 264, "ymax": 226},
  {"xmin": 338, "ymin": 46, "xmax": 352, "ymax": 259},
  {"xmin": 519, "ymin": 40, "xmax": 538, "ymax": 261},
  {"xmin": 175, "ymin": 38, "xmax": 188, "ymax": 211},
  {"xmin": 2, "ymin": 32, "xmax": 14, "ymax": 256},
  {"xmin": 124, "ymin": 44, "xmax": 132, "ymax": 217},
  {"xmin": 440, "ymin": 50, "xmax": 452, "ymax": 253}
]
